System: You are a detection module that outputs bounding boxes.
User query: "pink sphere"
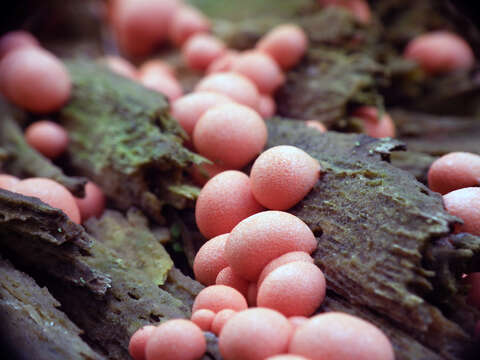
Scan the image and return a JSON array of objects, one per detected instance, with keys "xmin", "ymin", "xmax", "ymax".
[
  {"xmin": 191, "ymin": 309, "xmax": 216, "ymax": 332},
  {"xmin": 250, "ymin": 145, "xmax": 321, "ymax": 210},
  {"xmin": 182, "ymin": 33, "xmax": 226, "ymax": 71},
  {"xmin": 140, "ymin": 71, "xmax": 183, "ymax": 102},
  {"xmin": 192, "ymin": 285, "xmax": 248, "ymax": 314},
  {"xmin": 0, "ymin": 47, "xmax": 71, "ymax": 113},
  {"xmin": 193, "ymin": 233, "xmax": 229, "ymax": 286},
  {"xmin": 145, "ymin": 319, "xmax": 206, "ymax": 360},
  {"xmin": 193, "ymin": 103, "xmax": 267, "ymax": 169},
  {"xmin": 289, "ymin": 312, "xmax": 394, "ymax": 360},
  {"xmin": 216, "ymin": 267, "xmax": 249, "ymax": 297},
  {"xmin": 305, "ymin": 120, "xmax": 327, "ymax": 133},
  {"xmin": 443, "ymin": 187, "xmax": 480, "ymax": 235},
  {"xmin": 318, "ymin": 0, "xmax": 371, "ymax": 24},
  {"xmin": 211, "ymin": 309, "xmax": 237, "ymax": 336},
  {"xmin": 12, "ymin": 178, "xmax": 81, "ymax": 224},
  {"xmin": 195, "ymin": 171, "xmax": 263, "ymax": 239},
  {"xmin": 0, "ymin": 174, "xmax": 20, "ymax": 191},
  {"xmin": 258, "ymin": 94, "xmax": 276, "ymax": 119},
  {"xmin": 207, "ymin": 51, "xmax": 239, "ymax": 74},
  {"xmin": 129, "ymin": 325, "xmax": 156, "ymax": 360},
  {"xmin": 257, "ymin": 261, "xmax": 326, "ymax": 317},
  {"xmin": 404, "ymin": 31, "xmax": 474, "ymax": 74},
  {"xmin": 168, "ymin": 5, "xmax": 210, "ymax": 46},
  {"xmin": 195, "ymin": 72, "xmax": 260, "ymax": 110},
  {"xmin": 24, "ymin": 120, "xmax": 69, "ymax": 159},
  {"xmin": 219, "ymin": 308, "xmax": 291, "ymax": 360},
  {"xmin": 0, "ymin": 30, "xmax": 39, "ymax": 59},
  {"xmin": 74, "ymin": 182, "xmax": 106, "ymax": 222},
  {"xmin": 428, "ymin": 152, "xmax": 480, "ymax": 195},
  {"xmin": 258, "ymin": 251, "xmax": 314, "ymax": 286},
  {"xmin": 139, "ymin": 59, "xmax": 175, "ymax": 78},
  {"xmin": 354, "ymin": 107, "xmax": 396, "ymax": 139},
  {"xmin": 102, "ymin": 56, "xmax": 138, "ymax": 80},
  {"xmin": 226, "ymin": 211, "xmax": 317, "ymax": 281}
]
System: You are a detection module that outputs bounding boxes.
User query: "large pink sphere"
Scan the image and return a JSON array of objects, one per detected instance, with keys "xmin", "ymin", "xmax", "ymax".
[
  {"xmin": 193, "ymin": 234, "xmax": 229, "ymax": 286},
  {"xmin": 24, "ymin": 120, "xmax": 69, "ymax": 159}
]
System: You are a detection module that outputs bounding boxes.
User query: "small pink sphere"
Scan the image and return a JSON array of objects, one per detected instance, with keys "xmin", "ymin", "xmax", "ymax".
[
  {"xmin": 12, "ymin": 178, "xmax": 81, "ymax": 224},
  {"xmin": 191, "ymin": 309, "xmax": 216, "ymax": 332},
  {"xmin": 190, "ymin": 162, "xmax": 229, "ymax": 186},
  {"xmin": 102, "ymin": 56, "xmax": 138, "ymax": 80},
  {"xmin": 140, "ymin": 71, "xmax": 183, "ymax": 102},
  {"xmin": 258, "ymin": 251, "xmax": 314, "ymax": 286},
  {"xmin": 318, "ymin": 0, "xmax": 371, "ymax": 24},
  {"xmin": 193, "ymin": 103, "xmax": 267, "ymax": 169},
  {"xmin": 207, "ymin": 51, "xmax": 239, "ymax": 74},
  {"xmin": 404, "ymin": 31, "xmax": 474, "ymax": 74},
  {"xmin": 467, "ymin": 273, "xmax": 480, "ymax": 310},
  {"xmin": 305, "ymin": 120, "xmax": 327, "ymax": 133},
  {"xmin": 182, "ymin": 33, "xmax": 226, "ymax": 71},
  {"xmin": 193, "ymin": 234, "xmax": 229, "ymax": 286},
  {"xmin": 250, "ymin": 145, "xmax": 321, "ymax": 210},
  {"xmin": 168, "ymin": 5, "xmax": 210, "ymax": 46},
  {"xmin": 288, "ymin": 316, "xmax": 309, "ymax": 331},
  {"xmin": 216, "ymin": 267, "xmax": 249, "ymax": 297},
  {"xmin": 257, "ymin": 261, "xmax": 326, "ymax": 317},
  {"xmin": 129, "ymin": 325, "xmax": 156, "ymax": 360},
  {"xmin": 139, "ymin": 59, "xmax": 175, "ymax": 78},
  {"xmin": 24, "ymin": 120, "xmax": 69, "ymax": 159},
  {"xmin": 195, "ymin": 72, "xmax": 260, "ymax": 109},
  {"xmin": 0, "ymin": 174, "xmax": 20, "ymax": 191},
  {"xmin": 289, "ymin": 312, "xmax": 394, "ymax": 360},
  {"xmin": 354, "ymin": 107, "xmax": 396, "ymax": 139},
  {"xmin": 192, "ymin": 285, "xmax": 248, "ymax": 314},
  {"xmin": 145, "ymin": 319, "xmax": 206, "ymax": 360},
  {"xmin": 256, "ymin": 24, "xmax": 308, "ymax": 70},
  {"xmin": 219, "ymin": 308, "xmax": 291, "ymax": 360},
  {"xmin": 443, "ymin": 187, "xmax": 480, "ymax": 235},
  {"xmin": 231, "ymin": 51, "xmax": 285, "ymax": 94},
  {"xmin": 211, "ymin": 309, "xmax": 237, "ymax": 336},
  {"xmin": 195, "ymin": 171, "xmax": 263, "ymax": 239},
  {"xmin": 247, "ymin": 283, "xmax": 258, "ymax": 307},
  {"xmin": 74, "ymin": 182, "xmax": 106, "ymax": 222},
  {"xmin": 0, "ymin": 47, "xmax": 71, "ymax": 113},
  {"xmin": 258, "ymin": 94, "xmax": 276, "ymax": 119},
  {"xmin": 428, "ymin": 152, "xmax": 480, "ymax": 195},
  {"xmin": 172, "ymin": 91, "xmax": 233, "ymax": 137},
  {"xmin": 0, "ymin": 30, "xmax": 39, "ymax": 59},
  {"xmin": 226, "ymin": 211, "xmax": 317, "ymax": 281}
]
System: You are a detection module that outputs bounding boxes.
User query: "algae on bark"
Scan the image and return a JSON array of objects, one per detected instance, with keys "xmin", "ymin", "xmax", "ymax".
[
  {"xmin": 59, "ymin": 60, "xmax": 204, "ymax": 223},
  {"xmin": 265, "ymin": 118, "xmax": 480, "ymax": 360},
  {"xmin": 0, "ymin": 257, "xmax": 104, "ymax": 360}
]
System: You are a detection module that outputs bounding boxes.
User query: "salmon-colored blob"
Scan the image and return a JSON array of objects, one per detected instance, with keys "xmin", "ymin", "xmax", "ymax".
[
  {"xmin": 0, "ymin": 30, "xmax": 39, "ymax": 59},
  {"xmin": 250, "ymin": 145, "xmax": 320, "ymax": 210},
  {"xmin": 195, "ymin": 72, "xmax": 260, "ymax": 109},
  {"xmin": 190, "ymin": 162, "xmax": 229, "ymax": 186},
  {"xmin": 0, "ymin": 47, "xmax": 71, "ymax": 113},
  {"xmin": 318, "ymin": 0, "xmax": 371, "ymax": 24},
  {"xmin": 211, "ymin": 309, "xmax": 237, "ymax": 336},
  {"xmin": 289, "ymin": 312, "xmax": 394, "ymax": 360},
  {"xmin": 145, "ymin": 319, "xmax": 206, "ymax": 360},
  {"xmin": 193, "ymin": 103, "xmax": 267, "ymax": 169},
  {"xmin": 24, "ymin": 120, "xmax": 69, "ymax": 159},
  {"xmin": 139, "ymin": 70, "xmax": 183, "ymax": 102},
  {"xmin": 288, "ymin": 316, "xmax": 309, "ymax": 331},
  {"xmin": 219, "ymin": 308, "xmax": 291, "ymax": 360},
  {"xmin": 247, "ymin": 283, "xmax": 258, "ymax": 307},
  {"xmin": 111, "ymin": 0, "xmax": 180, "ymax": 56},
  {"xmin": 129, "ymin": 325, "xmax": 156, "ymax": 360},
  {"xmin": 305, "ymin": 120, "xmax": 327, "ymax": 133},
  {"xmin": 258, "ymin": 251, "xmax": 314, "ymax": 286},
  {"xmin": 172, "ymin": 92, "xmax": 233, "ymax": 137},
  {"xmin": 192, "ymin": 285, "xmax": 248, "ymax": 314},
  {"xmin": 12, "ymin": 178, "xmax": 81, "ymax": 224},
  {"xmin": 427, "ymin": 152, "xmax": 480, "ymax": 195},
  {"xmin": 258, "ymin": 94, "xmax": 276, "ymax": 119},
  {"xmin": 256, "ymin": 24, "xmax": 308, "ymax": 70},
  {"xmin": 404, "ymin": 31, "xmax": 474, "ymax": 74},
  {"xmin": 467, "ymin": 273, "xmax": 480, "ymax": 310},
  {"xmin": 195, "ymin": 171, "xmax": 263, "ymax": 239},
  {"xmin": 257, "ymin": 261, "xmax": 326, "ymax": 317},
  {"xmin": 168, "ymin": 5, "xmax": 210, "ymax": 46},
  {"xmin": 0, "ymin": 174, "xmax": 20, "ymax": 191},
  {"xmin": 102, "ymin": 56, "xmax": 138, "ymax": 79},
  {"xmin": 216, "ymin": 267, "xmax": 249, "ymax": 297},
  {"xmin": 226, "ymin": 211, "xmax": 317, "ymax": 281},
  {"xmin": 266, "ymin": 355, "xmax": 310, "ymax": 360},
  {"xmin": 139, "ymin": 59, "xmax": 175, "ymax": 78},
  {"xmin": 207, "ymin": 51, "xmax": 239, "ymax": 74},
  {"xmin": 75, "ymin": 182, "xmax": 106, "ymax": 222},
  {"xmin": 354, "ymin": 107, "xmax": 396, "ymax": 138},
  {"xmin": 443, "ymin": 187, "xmax": 480, "ymax": 235},
  {"xmin": 191, "ymin": 309, "xmax": 216, "ymax": 332},
  {"xmin": 231, "ymin": 51, "xmax": 285, "ymax": 94},
  {"xmin": 183, "ymin": 34, "xmax": 226, "ymax": 71},
  {"xmin": 193, "ymin": 234, "xmax": 229, "ymax": 286}
]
